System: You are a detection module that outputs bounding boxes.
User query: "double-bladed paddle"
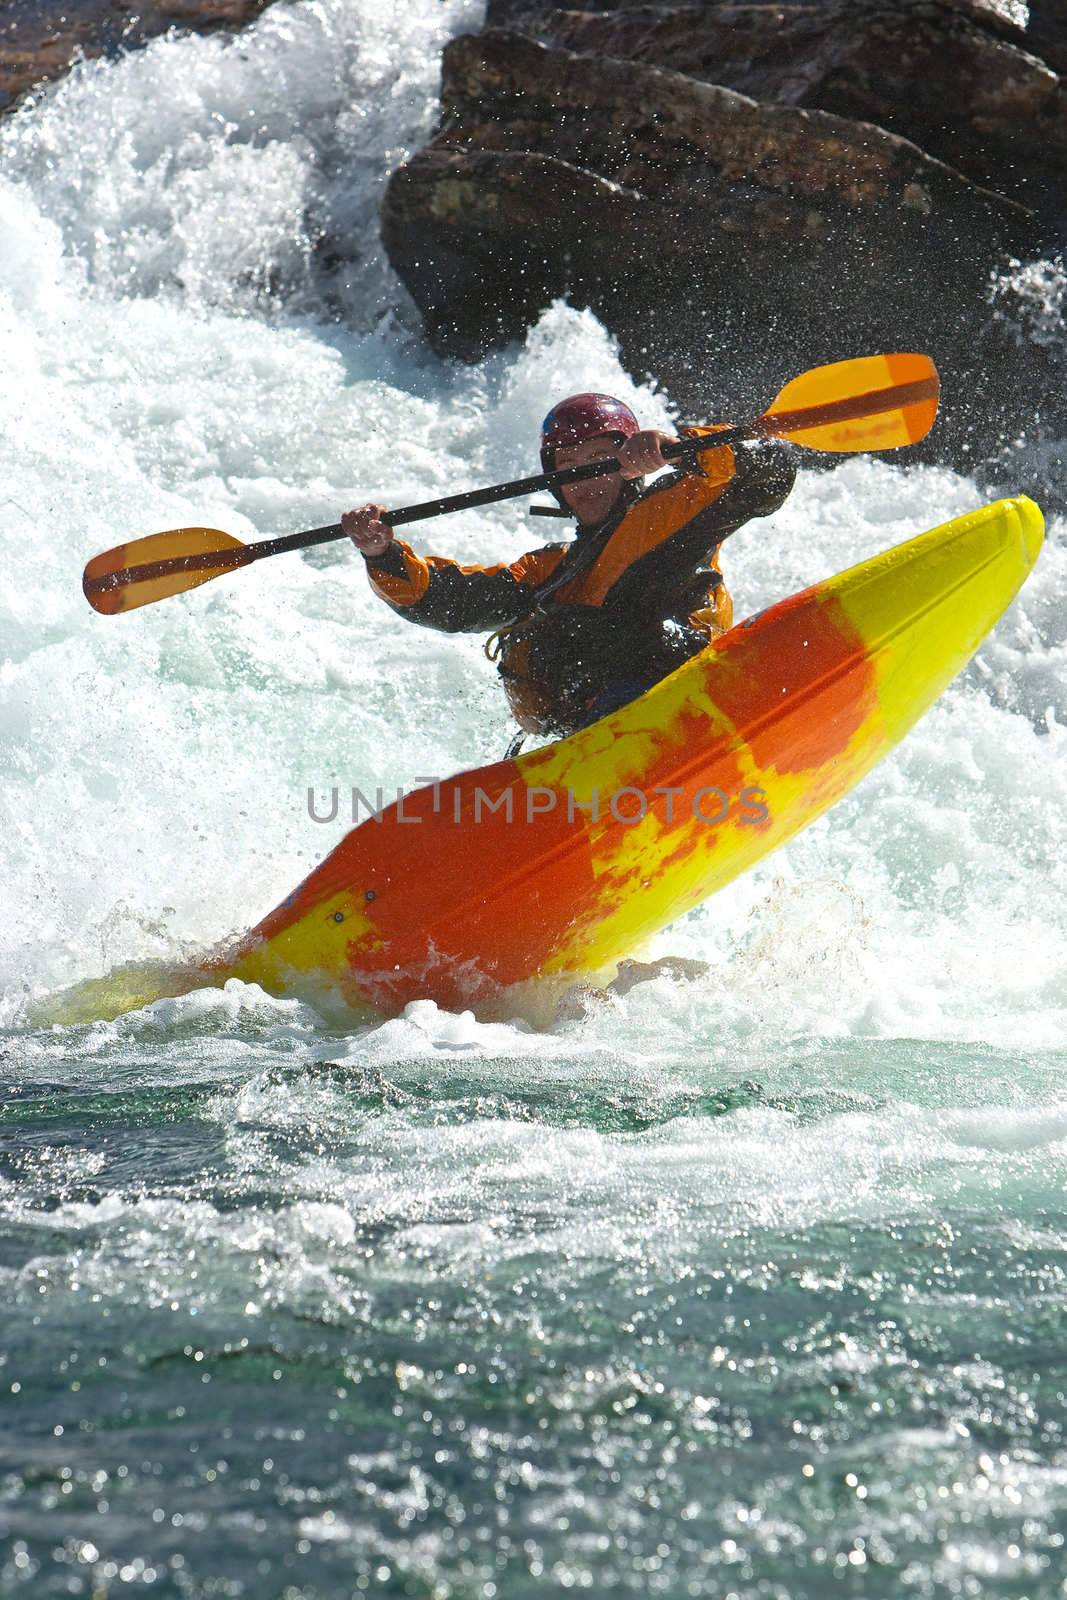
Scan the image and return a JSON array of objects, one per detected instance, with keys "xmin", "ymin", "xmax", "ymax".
[{"xmin": 83, "ymin": 352, "xmax": 939, "ymax": 615}]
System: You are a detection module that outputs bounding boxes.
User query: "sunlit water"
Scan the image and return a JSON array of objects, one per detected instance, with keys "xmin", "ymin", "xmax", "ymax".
[{"xmin": 2, "ymin": 2, "xmax": 1067, "ymax": 1595}]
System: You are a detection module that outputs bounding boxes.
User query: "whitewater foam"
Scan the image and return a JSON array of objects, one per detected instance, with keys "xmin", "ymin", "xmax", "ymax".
[{"xmin": 0, "ymin": 0, "xmax": 1063, "ymax": 1052}]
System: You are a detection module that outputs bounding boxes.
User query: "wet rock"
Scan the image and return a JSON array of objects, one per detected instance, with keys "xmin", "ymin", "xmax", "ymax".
[
  {"xmin": 0, "ymin": 0, "xmax": 275, "ymax": 115},
  {"xmin": 1025, "ymin": 0, "xmax": 1067, "ymax": 76},
  {"xmin": 483, "ymin": 1, "xmax": 1067, "ymax": 223},
  {"xmin": 382, "ymin": 28, "xmax": 1040, "ymax": 458}
]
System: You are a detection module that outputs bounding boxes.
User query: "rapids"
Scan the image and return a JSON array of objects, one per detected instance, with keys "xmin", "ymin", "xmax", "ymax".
[{"xmin": 2, "ymin": 3, "xmax": 1066, "ymax": 1596}]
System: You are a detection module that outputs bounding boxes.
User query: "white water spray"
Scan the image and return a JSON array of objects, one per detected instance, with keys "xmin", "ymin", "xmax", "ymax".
[{"xmin": 0, "ymin": 0, "xmax": 1064, "ymax": 1052}]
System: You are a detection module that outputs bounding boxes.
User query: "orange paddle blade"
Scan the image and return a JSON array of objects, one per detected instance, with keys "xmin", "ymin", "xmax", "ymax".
[
  {"xmin": 761, "ymin": 353, "xmax": 939, "ymax": 452},
  {"xmin": 82, "ymin": 528, "xmax": 250, "ymax": 615}
]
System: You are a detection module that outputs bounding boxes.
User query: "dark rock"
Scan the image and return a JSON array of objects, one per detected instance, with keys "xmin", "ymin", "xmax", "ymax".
[
  {"xmin": 1025, "ymin": 0, "xmax": 1067, "ymax": 75},
  {"xmin": 942, "ymin": 0, "xmax": 1067, "ymax": 76},
  {"xmin": 483, "ymin": 1, "xmax": 1067, "ymax": 224},
  {"xmin": 486, "ymin": 0, "xmax": 1058, "ymax": 61},
  {"xmin": 382, "ymin": 29, "xmax": 1040, "ymax": 460},
  {"xmin": 0, "ymin": 0, "xmax": 275, "ymax": 115}
]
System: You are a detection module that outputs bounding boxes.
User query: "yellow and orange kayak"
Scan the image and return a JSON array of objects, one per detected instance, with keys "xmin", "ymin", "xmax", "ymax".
[
  {"xmin": 42, "ymin": 496, "xmax": 1042, "ymax": 1026},
  {"xmin": 204, "ymin": 495, "xmax": 1042, "ymax": 1019}
]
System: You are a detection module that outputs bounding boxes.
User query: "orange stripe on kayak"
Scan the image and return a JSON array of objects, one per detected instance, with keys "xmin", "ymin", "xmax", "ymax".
[{"xmin": 697, "ymin": 589, "xmax": 879, "ymax": 774}]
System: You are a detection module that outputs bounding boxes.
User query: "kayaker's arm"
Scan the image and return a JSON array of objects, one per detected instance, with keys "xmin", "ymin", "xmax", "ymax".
[
  {"xmin": 341, "ymin": 501, "xmax": 572, "ymax": 632},
  {"xmin": 675, "ymin": 429, "xmax": 797, "ymax": 522},
  {"xmin": 362, "ymin": 537, "xmax": 570, "ymax": 633},
  {"xmin": 674, "ymin": 437, "xmax": 797, "ymax": 550},
  {"xmin": 598, "ymin": 439, "xmax": 796, "ymax": 617}
]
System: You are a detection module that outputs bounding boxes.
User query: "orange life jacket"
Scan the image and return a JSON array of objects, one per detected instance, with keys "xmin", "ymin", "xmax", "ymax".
[{"xmin": 364, "ymin": 433, "xmax": 795, "ymax": 735}]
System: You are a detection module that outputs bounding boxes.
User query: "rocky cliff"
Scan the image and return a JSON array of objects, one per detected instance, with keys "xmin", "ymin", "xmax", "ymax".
[
  {"xmin": 0, "ymin": 0, "xmax": 274, "ymax": 114},
  {"xmin": 4, "ymin": 0, "xmax": 1064, "ymax": 481},
  {"xmin": 382, "ymin": 1, "xmax": 1067, "ymax": 478}
]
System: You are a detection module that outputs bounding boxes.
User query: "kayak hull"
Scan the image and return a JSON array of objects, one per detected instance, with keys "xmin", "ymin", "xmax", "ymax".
[{"xmin": 203, "ymin": 495, "xmax": 1042, "ymax": 1018}]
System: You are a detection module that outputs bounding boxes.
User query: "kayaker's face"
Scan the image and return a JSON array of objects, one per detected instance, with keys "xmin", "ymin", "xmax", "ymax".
[{"xmin": 554, "ymin": 433, "xmax": 626, "ymax": 527}]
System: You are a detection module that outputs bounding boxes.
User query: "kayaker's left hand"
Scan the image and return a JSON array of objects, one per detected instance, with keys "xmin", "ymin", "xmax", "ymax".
[{"xmin": 616, "ymin": 429, "xmax": 676, "ymax": 479}]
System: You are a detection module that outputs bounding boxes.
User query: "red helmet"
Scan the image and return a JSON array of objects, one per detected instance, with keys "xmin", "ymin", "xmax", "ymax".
[{"xmin": 540, "ymin": 393, "xmax": 639, "ymax": 470}]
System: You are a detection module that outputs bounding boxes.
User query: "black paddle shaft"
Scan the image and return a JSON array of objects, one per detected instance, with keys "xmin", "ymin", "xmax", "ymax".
[
  {"xmin": 237, "ymin": 424, "xmax": 753, "ymax": 566},
  {"xmin": 91, "ymin": 426, "xmax": 755, "ymax": 591},
  {"xmin": 254, "ymin": 373, "xmax": 935, "ymax": 564}
]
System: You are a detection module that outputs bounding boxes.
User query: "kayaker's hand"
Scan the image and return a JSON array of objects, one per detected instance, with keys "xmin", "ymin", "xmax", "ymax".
[
  {"xmin": 616, "ymin": 429, "xmax": 676, "ymax": 480},
  {"xmin": 342, "ymin": 503, "xmax": 393, "ymax": 557}
]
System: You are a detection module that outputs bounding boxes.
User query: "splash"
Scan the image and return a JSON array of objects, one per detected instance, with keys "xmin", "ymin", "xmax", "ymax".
[{"xmin": 0, "ymin": 0, "xmax": 1063, "ymax": 1051}]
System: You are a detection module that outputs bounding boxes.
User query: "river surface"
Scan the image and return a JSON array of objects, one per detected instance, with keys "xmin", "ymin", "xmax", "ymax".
[{"xmin": 2, "ymin": 2, "xmax": 1067, "ymax": 1596}]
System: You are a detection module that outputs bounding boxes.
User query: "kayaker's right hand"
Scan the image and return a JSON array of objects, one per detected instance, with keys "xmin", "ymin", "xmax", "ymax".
[{"xmin": 342, "ymin": 503, "xmax": 393, "ymax": 557}]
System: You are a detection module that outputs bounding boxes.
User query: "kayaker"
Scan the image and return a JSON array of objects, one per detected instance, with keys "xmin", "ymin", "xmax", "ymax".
[{"xmin": 342, "ymin": 394, "xmax": 795, "ymax": 737}]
